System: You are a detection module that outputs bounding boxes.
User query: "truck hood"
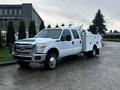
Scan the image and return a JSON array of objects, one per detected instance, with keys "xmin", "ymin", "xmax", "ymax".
[{"xmin": 15, "ymin": 38, "xmax": 57, "ymax": 45}]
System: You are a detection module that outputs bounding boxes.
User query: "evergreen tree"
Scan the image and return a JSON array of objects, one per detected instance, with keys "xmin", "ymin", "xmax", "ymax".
[
  {"xmin": 110, "ymin": 30, "xmax": 112, "ymax": 33},
  {"xmin": 88, "ymin": 9, "xmax": 107, "ymax": 34},
  {"xmin": 114, "ymin": 30, "xmax": 119, "ymax": 33},
  {"xmin": 0, "ymin": 29, "xmax": 2, "ymax": 47},
  {"xmin": 18, "ymin": 20, "xmax": 26, "ymax": 39},
  {"xmin": 55, "ymin": 24, "xmax": 59, "ymax": 28},
  {"xmin": 6, "ymin": 21, "xmax": 15, "ymax": 46},
  {"xmin": 28, "ymin": 21, "xmax": 36, "ymax": 38},
  {"xmin": 39, "ymin": 20, "xmax": 45, "ymax": 31},
  {"xmin": 69, "ymin": 24, "xmax": 72, "ymax": 27},
  {"xmin": 88, "ymin": 25, "xmax": 97, "ymax": 34},
  {"xmin": 47, "ymin": 24, "xmax": 51, "ymax": 28},
  {"xmin": 61, "ymin": 23, "xmax": 65, "ymax": 27}
]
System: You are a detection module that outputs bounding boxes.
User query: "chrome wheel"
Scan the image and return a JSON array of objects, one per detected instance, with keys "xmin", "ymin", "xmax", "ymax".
[
  {"xmin": 93, "ymin": 49, "xmax": 96, "ymax": 56},
  {"xmin": 44, "ymin": 53, "xmax": 58, "ymax": 70},
  {"xmin": 49, "ymin": 57, "xmax": 57, "ymax": 69}
]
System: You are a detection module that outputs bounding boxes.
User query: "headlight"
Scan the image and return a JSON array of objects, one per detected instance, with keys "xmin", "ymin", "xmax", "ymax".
[{"xmin": 34, "ymin": 44, "xmax": 47, "ymax": 53}]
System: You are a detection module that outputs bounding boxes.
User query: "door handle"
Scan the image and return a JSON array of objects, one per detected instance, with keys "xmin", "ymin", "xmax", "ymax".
[
  {"xmin": 80, "ymin": 40, "xmax": 81, "ymax": 44},
  {"xmin": 72, "ymin": 41, "xmax": 74, "ymax": 45}
]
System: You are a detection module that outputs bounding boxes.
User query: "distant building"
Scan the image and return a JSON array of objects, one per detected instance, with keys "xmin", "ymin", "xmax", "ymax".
[{"xmin": 0, "ymin": 3, "xmax": 44, "ymax": 33}]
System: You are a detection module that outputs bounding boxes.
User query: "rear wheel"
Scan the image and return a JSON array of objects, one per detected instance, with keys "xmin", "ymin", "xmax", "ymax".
[
  {"xmin": 92, "ymin": 47, "xmax": 97, "ymax": 57},
  {"xmin": 17, "ymin": 60, "xmax": 30, "ymax": 67},
  {"xmin": 85, "ymin": 47, "xmax": 97, "ymax": 57},
  {"xmin": 44, "ymin": 53, "xmax": 58, "ymax": 70}
]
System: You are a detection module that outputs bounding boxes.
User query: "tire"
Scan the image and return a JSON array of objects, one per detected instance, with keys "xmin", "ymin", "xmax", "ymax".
[
  {"xmin": 17, "ymin": 60, "xmax": 30, "ymax": 67},
  {"xmin": 84, "ymin": 51, "xmax": 92, "ymax": 57},
  {"xmin": 44, "ymin": 53, "xmax": 58, "ymax": 70},
  {"xmin": 96, "ymin": 49, "xmax": 100, "ymax": 55},
  {"xmin": 85, "ymin": 47, "xmax": 97, "ymax": 57},
  {"xmin": 92, "ymin": 47, "xmax": 97, "ymax": 57}
]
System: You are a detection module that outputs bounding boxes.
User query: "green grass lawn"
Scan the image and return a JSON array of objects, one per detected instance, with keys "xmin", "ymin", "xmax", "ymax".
[{"xmin": 0, "ymin": 47, "xmax": 13, "ymax": 62}]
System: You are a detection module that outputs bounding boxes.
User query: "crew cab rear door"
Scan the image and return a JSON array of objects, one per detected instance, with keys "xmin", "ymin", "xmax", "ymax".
[{"xmin": 71, "ymin": 29, "xmax": 82, "ymax": 54}]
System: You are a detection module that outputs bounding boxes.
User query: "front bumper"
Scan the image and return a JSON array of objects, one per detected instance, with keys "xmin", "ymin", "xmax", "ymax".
[{"xmin": 13, "ymin": 53, "xmax": 46, "ymax": 63}]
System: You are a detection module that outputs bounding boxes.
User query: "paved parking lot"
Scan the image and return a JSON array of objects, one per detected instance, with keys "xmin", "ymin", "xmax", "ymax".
[{"xmin": 0, "ymin": 41, "xmax": 120, "ymax": 90}]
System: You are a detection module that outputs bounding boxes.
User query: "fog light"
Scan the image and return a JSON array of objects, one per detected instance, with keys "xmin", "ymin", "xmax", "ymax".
[{"xmin": 35, "ymin": 56, "xmax": 41, "ymax": 60}]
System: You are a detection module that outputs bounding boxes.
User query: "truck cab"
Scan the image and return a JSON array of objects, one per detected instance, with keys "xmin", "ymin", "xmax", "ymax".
[{"xmin": 12, "ymin": 27, "xmax": 102, "ymax": 70}]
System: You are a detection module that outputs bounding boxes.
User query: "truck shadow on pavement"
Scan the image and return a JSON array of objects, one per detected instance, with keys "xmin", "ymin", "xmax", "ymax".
[{"xmin": 17, "ymin": 54, "xmax": 101, "ymax": 72}]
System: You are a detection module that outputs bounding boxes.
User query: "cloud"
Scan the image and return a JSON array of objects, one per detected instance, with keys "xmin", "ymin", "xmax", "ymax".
[{"xmin": 0, "ymin": 0, "xmax": 120, "ymax": 30}]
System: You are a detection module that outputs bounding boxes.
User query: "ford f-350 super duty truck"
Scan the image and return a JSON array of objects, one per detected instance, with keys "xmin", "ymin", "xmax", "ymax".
[{"xmin": 12, "ymin": 27, "xmax": 102, "ymax": 70}]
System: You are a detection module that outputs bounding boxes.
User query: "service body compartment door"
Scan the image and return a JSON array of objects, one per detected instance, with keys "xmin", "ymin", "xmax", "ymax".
[{"xmin": 82, "ymin": 33, "xmax": 102, "ymax": 52}]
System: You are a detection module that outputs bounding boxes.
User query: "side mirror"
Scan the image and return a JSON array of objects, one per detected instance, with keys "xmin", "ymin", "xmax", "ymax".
[{"xmin": 66, "ymin": 35, "xmax": 71, "ymax": 41}]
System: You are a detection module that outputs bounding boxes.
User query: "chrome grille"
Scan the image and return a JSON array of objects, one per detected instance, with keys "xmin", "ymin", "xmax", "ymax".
[{"xmin": 14, "ymin": 44, "xmax": 33, "ymax": 55}]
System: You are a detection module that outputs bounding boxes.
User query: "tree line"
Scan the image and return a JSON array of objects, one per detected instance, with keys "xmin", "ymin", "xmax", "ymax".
[
  {"xmin": 0, "ymin": 9, "xmax": 108, "ymax": 48},
  {"xmin": 0, "ymin": 20, "xmax": 45, "ymax": 48}
]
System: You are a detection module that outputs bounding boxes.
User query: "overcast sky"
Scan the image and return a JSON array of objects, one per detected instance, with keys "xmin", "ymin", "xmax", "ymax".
[{"xmin": 0, "ymin": 0, "xmax": 120, "ymax": 31}]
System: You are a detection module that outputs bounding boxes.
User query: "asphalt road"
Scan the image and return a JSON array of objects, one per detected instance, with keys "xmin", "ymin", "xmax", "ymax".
[{"xmin": 0, "ymin": 41, "xmax": 120, "ymax": 90}]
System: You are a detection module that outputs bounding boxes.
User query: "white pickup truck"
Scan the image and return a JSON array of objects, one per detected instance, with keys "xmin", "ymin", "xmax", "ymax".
[{"xmin": 12, "ymin": 27, "xmax": 102, "ymax": 69}]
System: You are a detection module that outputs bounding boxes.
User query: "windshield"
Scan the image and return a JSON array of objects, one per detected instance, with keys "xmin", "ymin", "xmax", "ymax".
[{"xmin": 34, "ymin": 29, "xmax": 62, "ymax": 39}]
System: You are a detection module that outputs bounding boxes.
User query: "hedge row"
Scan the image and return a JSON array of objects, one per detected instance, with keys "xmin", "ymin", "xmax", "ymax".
[{"xmin": 103, "ymin": 34, "xmax": 120, "ymax": 39}]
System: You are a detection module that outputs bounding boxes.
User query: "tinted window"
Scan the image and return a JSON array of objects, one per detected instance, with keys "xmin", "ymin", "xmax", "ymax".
[
  {"xmin": 14, "ymin": 9, "xmax": 17, "ymax": 15},
  {"xmin": 72, "ymin": 30, "xmax": 79, "ymax": 39},
  {"xmin": 0, "ymin": 9, "xmax": 3, "ymax": 15},
  {"xmin": 61, "ymin": 30, "xmax": 71, "ymax": 41},
  {"xmin": 19, "ymin": 9, "xmax": 22, "ymax": 15},
  {"xmin": 5, "ymin": 9, "xmax": 7, "ymax": 15},
  {"xmin": 9, "ymin": 9, "xmax": 12, "ymax": 15}
]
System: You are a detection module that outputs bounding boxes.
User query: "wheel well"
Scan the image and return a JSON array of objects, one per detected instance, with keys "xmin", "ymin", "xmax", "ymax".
[
  {"xmin": 47, "ymin": 48, "xmax": 59, "ymax": 57},
  {"xmin": 93, "ymin": 44, "xmax": 97, "ymax": 49},
  {"xmin": 93, "ymin": 44, "xmax": 99, "ymax": 54}
]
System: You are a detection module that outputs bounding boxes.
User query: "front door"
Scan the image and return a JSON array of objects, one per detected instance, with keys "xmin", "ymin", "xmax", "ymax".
[{"xmin": 60, "ymin": 29, "xmax": 74, "ymax": 57}]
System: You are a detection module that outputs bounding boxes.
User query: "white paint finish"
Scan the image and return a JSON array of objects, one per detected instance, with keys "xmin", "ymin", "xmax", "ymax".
[
  {"xmin": 13, "ymin": 27, "xmax": 102, "ymax": 63},
  {"xmin": 71, "ymin": 29, "xmax": 82, "ymax": 54},
  {"xmin": 82, "ymin": 33, "xmax": 102, "ymax": 52}
]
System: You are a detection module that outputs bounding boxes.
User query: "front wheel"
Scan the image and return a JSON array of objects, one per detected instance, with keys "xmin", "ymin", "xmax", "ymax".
[{"xmin": 44, "ymin": 53, "xmax": 58, "ymax": 70}]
